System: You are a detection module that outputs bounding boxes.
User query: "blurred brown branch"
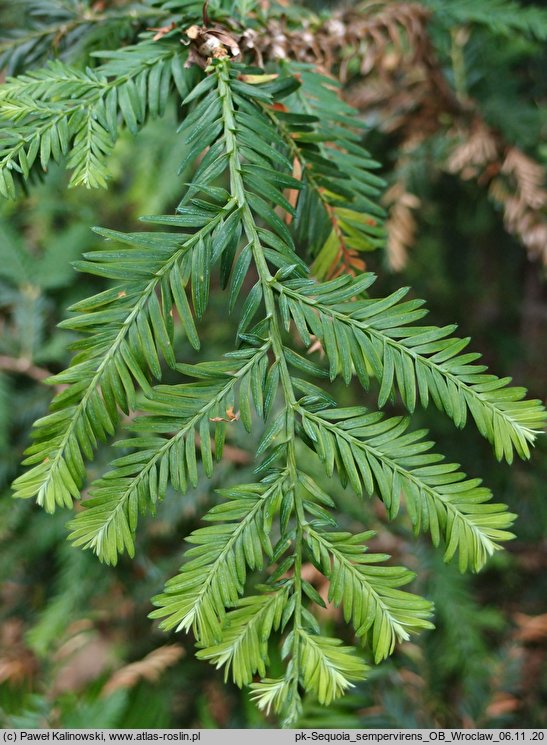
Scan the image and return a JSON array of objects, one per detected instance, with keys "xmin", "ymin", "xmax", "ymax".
[
  {"xmin": 101, "ymin": 644, "xmax": 184, "ymax": 696},
  {"xmin": 0, "ymin": 355, "xmax": 52, "ymax": 382}
]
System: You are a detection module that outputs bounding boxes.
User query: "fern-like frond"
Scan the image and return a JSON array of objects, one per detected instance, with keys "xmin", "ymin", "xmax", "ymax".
[
  {"xmin": 66, "ymin": 108, "xmax": 114, "ymax": 189},
  {"xmin": 300, "ymin": 405, "xmax": 516, "ymax": 571},
  {"xmin": 0, "ymin": 0, "xmax": 167, "ymax": 75},
  {"xmin": 250, "ymin": 632, "xmax": 367, "ymax": 714},
  {"xmin": 305, "ymin": 526, "xmax": 434, "ymax": 659},
  {"xmin": 6, "ymin": 22, "xmax": 545, "ymax": 722},
  {"xmin": 249, "ymin": 676, "xmax": 293, "ymax": 717},
  {"xmin": 277, "ymin": 274, "xmax": 546, "ymax": 462},
  {"xmin": 150, "ymin": 476, "xmax": 285, "ymax": 645},
  {"xmin": 0, "ymin": 43, "xmax": 192, "ymax": 194},
  {"xmin": 197, "ymin": 587, "xmax": 289, "ymax": 686},
  {"xmin": 265, "ymin": 66, "xmax": 386, "ymax": 278},
  {"xmin": 68, "ymin": 347, "xmax": 269, "ymax": 564},
  {"xmin": 298, "ymin": 632, "xmax": 368, "ymax": 705},
  {"xmin": 12, "ymin": 200, "xmax": 235, "ymax": 512}
]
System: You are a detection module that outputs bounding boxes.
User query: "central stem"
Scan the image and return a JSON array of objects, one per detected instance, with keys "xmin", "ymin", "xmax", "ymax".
[{"xmin": 217, "ymin": 62, "xmax": 304, "ymax": 719}]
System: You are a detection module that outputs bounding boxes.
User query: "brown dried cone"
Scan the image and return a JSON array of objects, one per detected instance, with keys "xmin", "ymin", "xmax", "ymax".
[{"xmin": 184, "ymin": 17, "xmax": 241, "ymax": 69}]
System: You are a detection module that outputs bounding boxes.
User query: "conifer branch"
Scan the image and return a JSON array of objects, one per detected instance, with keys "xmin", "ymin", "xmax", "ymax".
[
  {"xmin": 0, "ymin": 44, "xmax": 191, "ymax": 194},
  {"xmin": 13, "ymin": 201, "xmax": 235, "ymax": 512},
  {"xmin": 4, "ymin": 6, "xmax": 545, "ymax": 723},
  {"xmin": 68, "ymin": 344, "xmax": 270, "ymax": 565},
  {"xmin": 261, "ymin": 68, "xmax": 386, "ymax": 279},
  {"xmin": 305, "ymin": 526, "xmax": 434, "ymax": 662},
  {"xmin": 299, "ymin": 407, "xmax": 515, "ymax": 571},
  {"xmin": 0, "ymin": 3, "xmax": 171, "ymax": 75},
  {"xmin": 217, "ymin": 60, "xmax": 307, "ymax": 724},
  {"xmin": 150, "ymin": 473, "xmax": 287, "ymax": 645},
  {"xmin": 276, "ymin": 276, "xmax": 545, "ymax": 462}
]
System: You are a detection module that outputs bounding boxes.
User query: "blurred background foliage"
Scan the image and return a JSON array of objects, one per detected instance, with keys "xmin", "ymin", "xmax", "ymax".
[{"xmin": 0, "ymin": 0, "xmax": 545, "ymax": 730}]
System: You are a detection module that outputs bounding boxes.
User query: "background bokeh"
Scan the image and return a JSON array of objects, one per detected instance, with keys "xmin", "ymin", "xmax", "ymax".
[{"xmin": 0, "ymin": 0, "xmax": 545, "ymax": 729}]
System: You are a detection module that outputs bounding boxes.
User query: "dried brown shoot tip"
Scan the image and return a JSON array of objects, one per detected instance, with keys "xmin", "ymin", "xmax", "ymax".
[
  {"xmin": 209, "ymin": 405, "xmax": 240, "ymax": 422},
  {"xmin": 319, "ymin": 200, "xmax": 367, "ymax": 280},
  {"xmin": 496, "ymin": 150, "xmax": 547, "ymax": 256},
  {"xmin": 148, "ymin": 22, "xmax": 176, "ymax": 42},
  {"xmin": 342, "ymin": 6, "xmax": 461, "ymax": 142},
  {"xmin": 383, "ymin": 182, "xmax": 421, "ymax": 271},
  {"xmin": 447, "ymin": 124, "xmax": 499, "ymax": 179},
  {"xmin": 101, "ymin": 644, "xmax": 184, "ymax": 696},
  {"xmin": 446, "ymin": 125, "xmax": 547, "ymax": 263},
  {"xmin": 502, "ymin": 149, "xmax": 547, "ymax": 211},
  {"xmin": 327, "ymin": 246, "xmax": 366, "ymax": 279}
]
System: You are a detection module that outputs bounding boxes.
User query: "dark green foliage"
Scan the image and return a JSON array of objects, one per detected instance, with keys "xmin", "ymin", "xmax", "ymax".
[{"xmin": 422, "ymin": 0, "xmax": 547, "ymax": 39}]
